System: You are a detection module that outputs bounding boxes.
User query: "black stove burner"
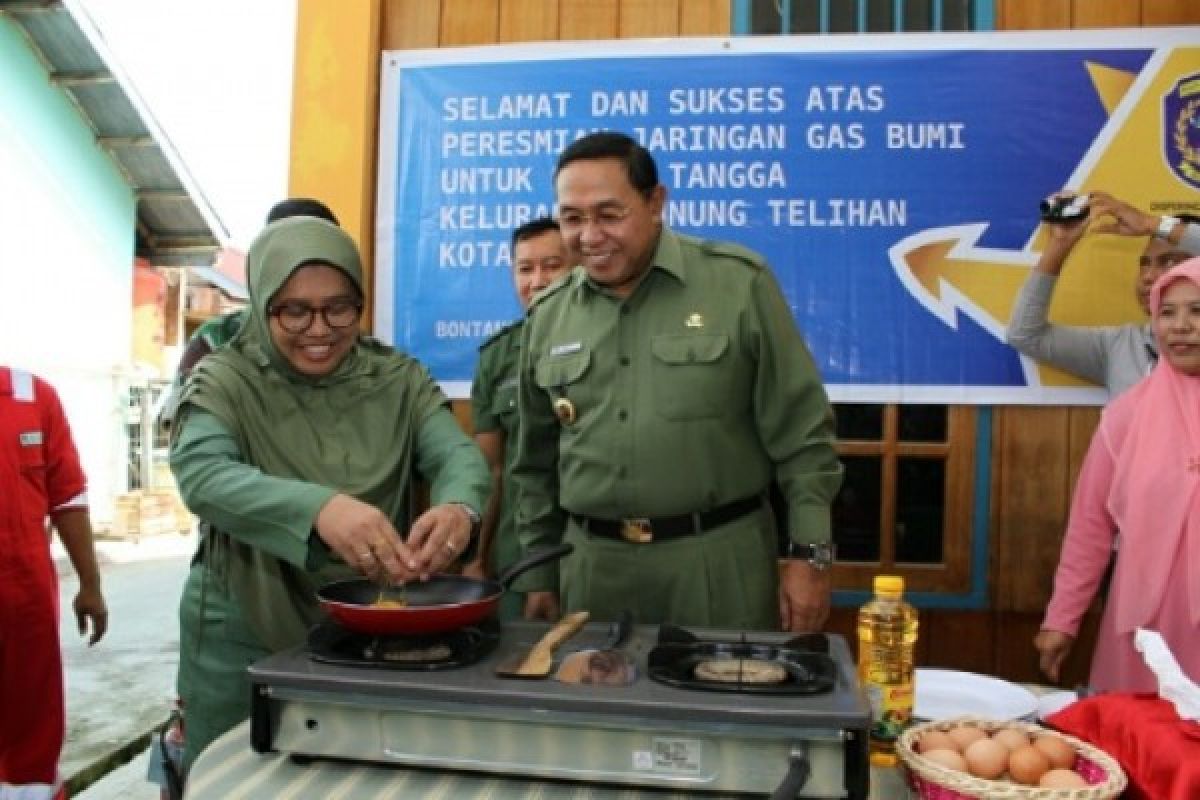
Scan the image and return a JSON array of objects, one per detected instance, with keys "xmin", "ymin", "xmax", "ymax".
[
  {"xmin": 647, "ymin": 624, "xmax": 837, "ymax": 695},
  {"xmin": 307, "ymin": 616, "xmax": 501, "ymax": 670}
]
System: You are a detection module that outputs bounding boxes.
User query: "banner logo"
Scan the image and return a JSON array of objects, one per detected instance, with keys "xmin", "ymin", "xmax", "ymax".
[{"xmin": 1165, "ymin": 72, "xmax": 1200, "ymax": 189}]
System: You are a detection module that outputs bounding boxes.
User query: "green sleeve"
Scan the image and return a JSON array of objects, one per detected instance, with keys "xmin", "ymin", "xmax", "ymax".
[
  {"xmin": 470, "ymin": 349, "xmax": 500, "ymax": 433},
  {"xmin": 415, "ymin": 406, "xmax": 490, "ymax": 514},
  {"xmin": 509, "ymin": 320, "xmax": 564, "ymax": 593},
  {"xmin": 168, "ymin": 409, "xmax": 336, "ymax": 567},
  {"xmin": 749, "ymin": 268, "xmax": 844, "ymax": 545}
]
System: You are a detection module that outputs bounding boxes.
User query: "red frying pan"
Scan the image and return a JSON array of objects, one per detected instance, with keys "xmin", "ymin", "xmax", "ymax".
[{"xmin": 316, "ymin": 543, "xmax": 571, "ymax": 635}]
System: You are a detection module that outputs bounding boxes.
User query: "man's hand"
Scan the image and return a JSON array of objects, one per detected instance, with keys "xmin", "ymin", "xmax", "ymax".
[
  {"xmin": 461, "ymin": 558, "xmax": 488, "ymax": 580},
  {"xmin": 406, "ymin": 503, "xmax": 475, "ymax": 579},
  {"xmin": 524, "ymin": 591, "xmax": 560, "ymax": 622},
  {"xmin": 778, "ymin": 559, "xmax": 831, "ymax": 633},
  {"xmin": 74, "ymin": 584, "xmax": 107, "ymax": 646},
  {"xmin": 1034, "ymin": 629, "xmax": 1075, "ymax": 683},
  {"xmin": 1087, "ymin": 191, "xmax": 1157, "ymax": 238}
]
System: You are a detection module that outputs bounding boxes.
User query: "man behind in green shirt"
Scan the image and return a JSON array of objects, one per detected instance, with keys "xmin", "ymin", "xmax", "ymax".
[
  {"xmin": 465, "ymin": 217, "xmax": 571, "ymax": 619},
  {"xmin": 512, "ymin": 131, "xmax": 843, "ymax": 633}
]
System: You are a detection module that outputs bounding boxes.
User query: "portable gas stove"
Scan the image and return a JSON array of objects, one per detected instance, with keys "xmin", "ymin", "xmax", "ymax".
[{"xmin": 249, "ymin": 620, "xmax": 869, "ymax": 798}]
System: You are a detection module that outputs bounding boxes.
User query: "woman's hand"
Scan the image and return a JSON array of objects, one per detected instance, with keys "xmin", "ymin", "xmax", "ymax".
[
  {"xmin": 1034, "ymin": 629, "xmax": 1075, "ymax": 683},
  {"xmin": 405, "ymin": 503, "xmax": 475, "ymax": 580},
  {"xmin": 314, "ymin": 493, "xmax": 418, "ymax": 583}
]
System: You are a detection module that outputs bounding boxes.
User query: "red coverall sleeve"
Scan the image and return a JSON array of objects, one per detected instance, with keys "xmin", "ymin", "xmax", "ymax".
[{"xmin": 36, "ymin": 377, "xmax": 87, "ymax": 510}]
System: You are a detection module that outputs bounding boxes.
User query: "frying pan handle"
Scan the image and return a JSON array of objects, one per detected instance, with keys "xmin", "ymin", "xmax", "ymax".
[{"xmin": 496, "ymin": 543, "xmax": 573, "ymax": 587}]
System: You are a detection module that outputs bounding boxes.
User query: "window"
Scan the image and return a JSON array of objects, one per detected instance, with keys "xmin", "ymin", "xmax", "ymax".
[
  {"xmin": 831, "ymin": 404, "xmax": 975, "ymax": 592},
  {"xmin": 743, "ymin": 0, "xmax": 989, "ymax": 34}
]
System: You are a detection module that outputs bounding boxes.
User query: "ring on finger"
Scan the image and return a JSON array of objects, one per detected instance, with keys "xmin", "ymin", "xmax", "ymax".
[
  {"xmin": 358, "ymin": 550, "xmax": 373, "ymax": 561},
  {"xmin": 444, "ymin": 540, "xmax": 457, "ymax": 554}
]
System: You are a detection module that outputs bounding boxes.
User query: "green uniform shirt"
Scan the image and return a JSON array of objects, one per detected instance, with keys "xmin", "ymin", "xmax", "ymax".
[
  {"xmin": 512, "ymin": 228, "xmax": 843, "ymax": 596},
  {"xmin": 469, "ymin": 321, "xmax": 526, "ymax": 617}
]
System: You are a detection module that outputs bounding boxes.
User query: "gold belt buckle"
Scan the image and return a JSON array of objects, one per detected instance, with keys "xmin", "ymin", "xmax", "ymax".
[{"xmin": 621, "ymin": 518, "xmax": 653, "ymax": 544}]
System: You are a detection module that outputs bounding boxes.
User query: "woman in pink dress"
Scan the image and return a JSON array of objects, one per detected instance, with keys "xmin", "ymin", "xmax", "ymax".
[{"xmin": 1035, "ymin": 257, "xmax": 1200, "ymax": 692}]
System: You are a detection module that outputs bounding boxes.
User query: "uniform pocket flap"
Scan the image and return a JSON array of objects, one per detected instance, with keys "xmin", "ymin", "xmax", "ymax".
[
  {"xmin": 535, "ymin": 349, "xmax": 592, "ymax": 388},
  {"xmin": 651, "ymin": 334, "xmax": 729, "ymax": 365}
]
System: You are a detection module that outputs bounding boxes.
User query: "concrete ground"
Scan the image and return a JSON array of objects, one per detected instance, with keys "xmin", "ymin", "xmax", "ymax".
[{"xmin": 53, "ymin": 528, "xmax": 195, "ymax": 799}]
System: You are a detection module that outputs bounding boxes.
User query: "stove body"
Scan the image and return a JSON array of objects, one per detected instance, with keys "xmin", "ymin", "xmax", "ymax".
[{"xmin": 249, "ymin": 621, "xmax": 869, "ymax": 798}]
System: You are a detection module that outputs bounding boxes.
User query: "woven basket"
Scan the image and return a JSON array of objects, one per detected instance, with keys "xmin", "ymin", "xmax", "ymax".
[{"xmin": 897, "ymin": 717, "xmax": 1127, "ymax": 800}]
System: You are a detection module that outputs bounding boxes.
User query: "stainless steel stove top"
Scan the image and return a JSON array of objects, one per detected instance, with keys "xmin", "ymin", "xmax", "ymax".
[{"xmin": 249, "ymin": 621, "xmax": 870, "ymax": 798}]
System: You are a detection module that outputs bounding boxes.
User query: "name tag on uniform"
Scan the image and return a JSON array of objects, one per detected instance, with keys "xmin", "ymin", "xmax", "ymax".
[
  {"xmin": 550, "ymin": 341, "xmax": 582, "ymax": 357},
  {"xmin": 20, "ymin": 431, "xmax": 43, "ymax": 447},
  {"xmin": 499, "ymin": 376, "xmax": 519, "ymax": 391}
]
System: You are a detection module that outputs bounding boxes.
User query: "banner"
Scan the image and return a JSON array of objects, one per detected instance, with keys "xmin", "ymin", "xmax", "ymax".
[{"xmin": 376, "ymin": 29, "xmax": 1200, "ymax": 403}]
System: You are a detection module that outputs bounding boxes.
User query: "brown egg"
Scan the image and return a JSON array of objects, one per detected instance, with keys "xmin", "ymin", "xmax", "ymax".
[
  {"xmin": 963, "ymin": 737, "xmax": 1008, "ymax": 780},
  {"xmin": 1039, "ymin": 768, "xmax": 1089, "ymax": 789},
  {"xmin": 991, "ymin": 727, "xmax": 1030, "ymax": 751},
  {"xmin": 1033, "ymin": 735, "xmax": 1077, "ymax": 771},
  {"xmin": 921, "ymin": 748, "xmax": 968, "ymax": 773},
  {"xmin": 918, "ymin": 730, "xmax": 959, "ymax": 753},
  {"xmin": 1008, "ymin": 744, "xmax": 1051, "ymax": 786},
  {"xmin": 946, "ymin": 725, "xmax": 988, "ymax": 751}
]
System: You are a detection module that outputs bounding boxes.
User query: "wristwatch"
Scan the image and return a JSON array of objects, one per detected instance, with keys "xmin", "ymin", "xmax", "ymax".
[
  {"xmin": 785, "ymin": 541, "xmax": 835, "ymax": 571},
  {"xmin": 1155, "ymin": 215, "xmax": 1180, "ymax": 242},
  {"xmin": 452, "ymin": 503, "xmax": 481, "ymax": 537}
]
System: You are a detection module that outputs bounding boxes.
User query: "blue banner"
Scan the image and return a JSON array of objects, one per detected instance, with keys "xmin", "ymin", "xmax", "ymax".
[{"xmin": 376, "ymin": 32, "xmax": 1200, "ymax": 403}]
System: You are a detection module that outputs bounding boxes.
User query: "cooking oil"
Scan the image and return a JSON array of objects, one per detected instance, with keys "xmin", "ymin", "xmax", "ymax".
[{"xmin": 857, "ymin": 574, "xmax": 918, "ymax": 767}]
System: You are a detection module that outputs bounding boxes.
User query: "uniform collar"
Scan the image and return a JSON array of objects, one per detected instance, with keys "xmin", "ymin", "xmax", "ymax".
[{"xmin": 576, "ymin": 226, "xmax": 686, "ymax": 299}]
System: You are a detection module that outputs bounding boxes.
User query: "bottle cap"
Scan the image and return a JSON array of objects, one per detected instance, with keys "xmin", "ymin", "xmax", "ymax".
[{"xmin": 874, "ymin": 575, "xmax": 904, "ymax": 593}]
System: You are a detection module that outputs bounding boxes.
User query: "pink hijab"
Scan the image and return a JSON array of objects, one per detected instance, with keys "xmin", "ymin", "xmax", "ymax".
[{"xmin": 1106, "ymin": 257, "xmax": 1200, "ymax": 634}]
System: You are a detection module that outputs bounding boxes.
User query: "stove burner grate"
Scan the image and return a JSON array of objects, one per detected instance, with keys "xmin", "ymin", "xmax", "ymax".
[
  {"xmin": 647, "ymin": 624, "xmax": 837, "ymax": 695},
  {"xmin": 307, "ymin": 616, "xmax": 500, "ymax": 670}
]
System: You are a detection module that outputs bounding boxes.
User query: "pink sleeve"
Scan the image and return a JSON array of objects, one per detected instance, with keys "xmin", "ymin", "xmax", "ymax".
[{"xmin": 1042, "ymin": 422, "xmax": 1118, "ymax": 636}]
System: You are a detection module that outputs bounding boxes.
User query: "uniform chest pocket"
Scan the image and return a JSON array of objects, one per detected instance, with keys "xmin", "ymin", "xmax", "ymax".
[
  {"xmin": 492, "ymin": 378, "xmax": 519, "ymax": 429},
  {"xmin": 17, "ymin": 434, "xmax": 48, "ymax": 492},
  {"xmin": 534, "ymin": 349, "xmax": 592, "ymax": 389},
  {"xmin": 651, "ymin": 334, "xmax": 730, "ymax": 420}
]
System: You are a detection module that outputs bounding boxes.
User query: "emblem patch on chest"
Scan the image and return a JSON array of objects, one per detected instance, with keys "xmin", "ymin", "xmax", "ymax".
[
  {"xmin": 19, "ymin": 431, "xmax": 43, "ymax": 447},
  {"xmin": 685, "ymin": 313, "xmax": 705, "ymax": 329}
]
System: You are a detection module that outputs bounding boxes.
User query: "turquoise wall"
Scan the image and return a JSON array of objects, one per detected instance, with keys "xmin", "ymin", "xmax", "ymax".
[{"xmin": 0, "ymin": 14, "xmax": 137, "ymax": 517}]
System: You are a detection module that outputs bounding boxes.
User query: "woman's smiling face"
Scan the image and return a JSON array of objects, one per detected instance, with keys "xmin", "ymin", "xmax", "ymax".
[
  {"xmin": 266, "ymin": 263, "xmax": 361, "ymax": 377},
  {"xmin": 1154, "ymin": 277, "xmax": 1200, "ymax": 377}
]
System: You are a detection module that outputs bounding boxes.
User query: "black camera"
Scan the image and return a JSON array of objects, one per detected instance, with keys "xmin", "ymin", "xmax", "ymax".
[{"xmin": 1039, "ymin": 193, "xmax": 1090, "ymax": 224}]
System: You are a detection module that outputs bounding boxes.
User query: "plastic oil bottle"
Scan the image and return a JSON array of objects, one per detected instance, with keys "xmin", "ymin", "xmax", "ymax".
[{"xmin": 857, "ymin": 575, "xmax": 918, "ymax": 767}]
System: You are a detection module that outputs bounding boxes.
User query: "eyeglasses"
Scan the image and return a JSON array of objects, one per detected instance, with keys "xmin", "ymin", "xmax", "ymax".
[
  {"xmin": 267, "ymin": 299, "xmax": 362, "ymax": 333},
  {"xmin": 557, "ymin": 206, "xmax": 633, "ymax": 232},
  {"xmin": 1140, "ymin": 252, "xmax": 1190, "ymax": 270}
]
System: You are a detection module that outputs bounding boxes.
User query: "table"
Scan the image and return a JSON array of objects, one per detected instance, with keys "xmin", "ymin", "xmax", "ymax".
[{"xmin": 184, "ymin": 720, "xmax": 912, "ymax": 799}]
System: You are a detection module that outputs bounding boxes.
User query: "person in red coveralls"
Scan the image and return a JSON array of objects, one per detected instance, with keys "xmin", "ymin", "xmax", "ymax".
[{"xmin": 0, "ymin": 366, "xmax": 107, "ymax": 800}]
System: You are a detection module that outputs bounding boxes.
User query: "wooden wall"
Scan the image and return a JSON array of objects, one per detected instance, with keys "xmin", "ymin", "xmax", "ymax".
[{"xmin": 289, "ymin": 0, "xmax": 1200, "ymax": 685}]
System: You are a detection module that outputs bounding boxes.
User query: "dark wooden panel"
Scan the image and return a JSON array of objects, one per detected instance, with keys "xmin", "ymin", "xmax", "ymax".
[
  {"xmin": 996, "ymin": 0, "xmax": 1070, "ymax": 29},
  {"xmin": 560, "ymin": 0, "xmax": 620, "ymax": 39},
  {"xmin": 499, "ymin": 0, "xmax": 560, "ymax": 42},
  {"xmin": 382, "ymin": 0, "xmax": 440, "ymax": 49},
  {"xmin": 442, "ymin": 0, "xmax": 499, "ymax": 44}
]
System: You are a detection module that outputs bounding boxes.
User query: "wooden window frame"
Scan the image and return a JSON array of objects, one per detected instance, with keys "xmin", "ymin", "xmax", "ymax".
[{"xmin": 832, "ymin": 404, "xmax": 975, "ymax": 593}]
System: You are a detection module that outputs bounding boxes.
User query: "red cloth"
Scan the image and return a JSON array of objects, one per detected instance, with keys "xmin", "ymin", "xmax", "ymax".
[
  {"xmin": 0, "ymin": 367, "xmax": 87, "ymax": 789},
  {"xmin": 1048, "ymin": 693, "xmax": 1200, "ymax": 800}
]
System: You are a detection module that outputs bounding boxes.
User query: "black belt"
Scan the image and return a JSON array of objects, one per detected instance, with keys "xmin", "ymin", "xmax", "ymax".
[{"xmin": 571, "ymin": 495, "xmax": 763, "ymax": 544}]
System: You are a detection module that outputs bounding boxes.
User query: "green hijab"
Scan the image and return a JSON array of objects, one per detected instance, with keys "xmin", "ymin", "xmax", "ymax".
[{"xmin": 179, "ymin": 217, "xmax": 447, "ymax": 648}]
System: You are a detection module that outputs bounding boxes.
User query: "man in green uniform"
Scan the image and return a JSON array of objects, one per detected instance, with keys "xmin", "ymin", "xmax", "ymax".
[
  {"xmin": 512, "ymin": 131, "xmax": 843, "ymax": 633},
  {"xmin": 464, "ymin": 217, "xmax": 571, "ymax": 619}
]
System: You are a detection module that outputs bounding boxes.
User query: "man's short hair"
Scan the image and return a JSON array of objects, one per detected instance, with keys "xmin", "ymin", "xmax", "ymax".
[
  {"xmin": 554, "ymin": 131, "xmax": 658, "ymax": 194},
  {"xmin": 511, "ymin": 216, "xmax": 560, "ymax": 250},
  {"xmin": 266, "ymin": 198, "xmax": 339, "ymax": 226}
]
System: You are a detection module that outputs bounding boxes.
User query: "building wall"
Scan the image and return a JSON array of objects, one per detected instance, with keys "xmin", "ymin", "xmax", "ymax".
[
  {"xmin": 287, "ymin": 0, "xmax": 1200, "ymax": 681},
  {"xmin": 0, "ymin": 15, "xmax": 137, "ymax": 521}
]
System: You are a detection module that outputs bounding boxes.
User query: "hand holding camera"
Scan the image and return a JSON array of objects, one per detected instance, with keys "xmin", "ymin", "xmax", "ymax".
[{"xmin": 1039, "ymin": 193, "xmax": 1090, "ymax": 225}]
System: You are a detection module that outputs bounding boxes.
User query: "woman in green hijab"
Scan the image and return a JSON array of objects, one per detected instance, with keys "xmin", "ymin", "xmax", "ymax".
[{"xmin": 169, "ymin": 216, "xmax": 489, "ymax": 770}]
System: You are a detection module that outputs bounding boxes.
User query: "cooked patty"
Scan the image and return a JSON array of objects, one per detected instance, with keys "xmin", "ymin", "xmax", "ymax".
[{"xmin": 694, "ymin": 658, "xmax": 787, "ymax": 684}]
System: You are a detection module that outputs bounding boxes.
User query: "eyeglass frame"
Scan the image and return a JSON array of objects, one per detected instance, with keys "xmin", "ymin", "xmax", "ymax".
[
  {"xmin": 555, "ymin": 204, "xmax": 635, "ymax": 233},
  {"xmin": 267, "ymin": 298, "xmax": 363, "ymax": 333}
]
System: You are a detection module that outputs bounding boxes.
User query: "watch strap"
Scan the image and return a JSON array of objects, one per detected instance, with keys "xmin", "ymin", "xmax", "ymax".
[{"xmin": 1156, "ymin": 215, "xmax": 1180, "ymax": 242}]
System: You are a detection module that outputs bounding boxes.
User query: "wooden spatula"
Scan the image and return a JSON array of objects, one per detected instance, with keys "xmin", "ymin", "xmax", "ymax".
[{"xmin": 495, "ymin": 611, "xmax": 590, "ymax": 678}]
